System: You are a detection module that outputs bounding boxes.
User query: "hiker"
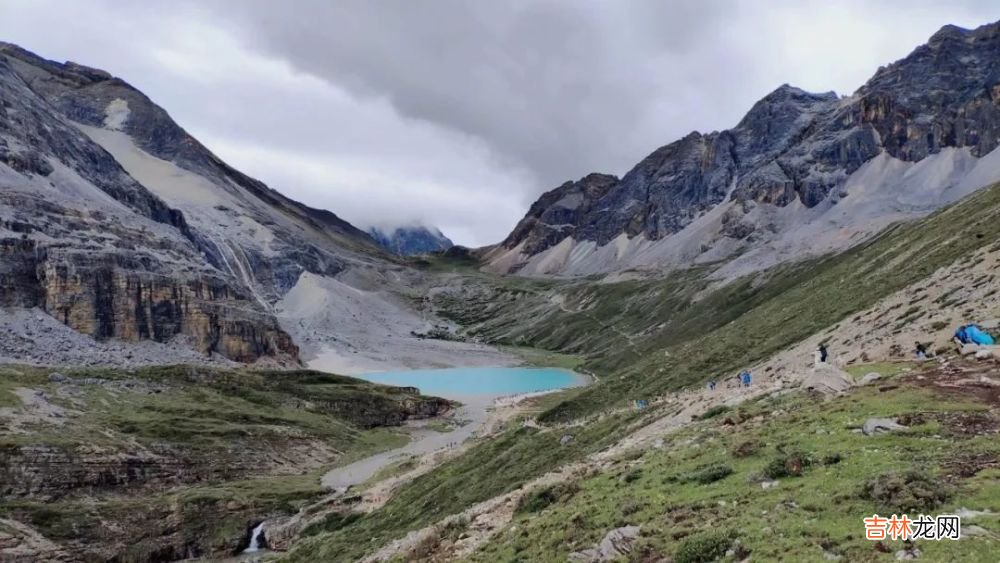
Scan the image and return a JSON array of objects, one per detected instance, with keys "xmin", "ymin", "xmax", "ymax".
[
  {"xmin": 954, "ymin": 326, "xmax": 968, "ymax": 346},
  {"xmin": 707, "ymin": 379, "xmax": 717, "ymax": 391},
  {"xmin": 915, "ymin": 341, "xmax": 928, "ymax": 359},
  {"xmin": 741, "ymin": 370, "xmax": 752, "ymax": 388},
  {"xmin": 818, "ymin": 343, "xmax": 829, "ymax": 363}
]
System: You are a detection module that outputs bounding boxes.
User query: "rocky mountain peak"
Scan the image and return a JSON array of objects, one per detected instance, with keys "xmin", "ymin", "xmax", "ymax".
[
  {"xmin": 737, "ymin": 84, "xmax": 837, "ymax": 127},
  {"xmin": 367, "ymin": 225, "xmax": 453, "ymax": 256},
  {"xmin": 927, "ymin": 23, "xmax": 974, "ymax": 47},
  {"xmin": 489, "ymin": 18, "xmax": 1000, "ymax": 277},
  {"xmin": 498, "ymin": 172, "xmax": 618, "ymax": 255},
  {"xmin": 743, "ymin": 83, "xmax": 837, "ymax": 112}
]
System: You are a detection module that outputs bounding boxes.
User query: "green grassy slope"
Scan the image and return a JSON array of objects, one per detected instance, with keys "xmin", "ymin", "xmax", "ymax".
[
  {"xmin": 444, "ymin": 181, "xmax": 1000, "ymax": 422},
  {"xmin": 472, "ymin": 365, "xmax": 1000, "ymax": 562},
  {"xmin": 285, "ymin": 408, "xmax": 647, "ymax": 561},
  {"xmin": 568, "ymin": 180, "xmax": 1000, "ymax": 420},
  {"xmin": 294, "ymin": 182, "xmax": 1000, "ymax": 561}
]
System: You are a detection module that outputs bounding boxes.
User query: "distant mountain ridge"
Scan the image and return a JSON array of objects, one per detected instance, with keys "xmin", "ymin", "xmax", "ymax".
[
  {"xmin": 487, "ymin": 21, "xmax": 1000, "ymax": 277},
  {"xmin": 368, "ymin": 225, "xmax": 453, "ymax": 255}
]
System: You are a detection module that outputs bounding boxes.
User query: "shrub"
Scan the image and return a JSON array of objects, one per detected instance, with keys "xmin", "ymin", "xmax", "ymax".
[
  {"xmin": 763, "ymin": 452, "xmax": 811, "ymax": 479},
  {"xmin": 730, "ymin": 439, "xmax": 761, "ymax": 458},
  {"xmin": 860, "ymin": 471, "xmax": 952, "ymax": 513},
  {"xmin": 700, "ymin": 405, "xmax": 731, "ymax": 420},
  {"xmin": 822, "ymin": 453, "xmax": 843, "ymax": 466},
  {"xmin": 620, "ymin": 498, "xmax": 644, "ymax": 517},
  {"xmin": 622, "ymin": 467, "xmax": 644, "ymax": 484},
  {"xmin": 515, "ymin": 482, "xmax": 580, "ymax": 514},
  {"xmin": 690, "ymin": 464, "xmax": 733, "ymax": 484},
  {"xmin": 675, "ymin": 531, "xmax": 732, "ymax": 563},
  {"xmin": 930, "ymin": 320, "xmax": 949, "ymax": 331}
]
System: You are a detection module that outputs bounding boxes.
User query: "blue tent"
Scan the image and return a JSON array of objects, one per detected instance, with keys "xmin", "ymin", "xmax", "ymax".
[
  {"xmin": 956, "ymin": 324, "xmax": 995, "ymax": 345},
  {"xmin": 965, "ymin": 325, "xmax": 995, "ymax": 345}
]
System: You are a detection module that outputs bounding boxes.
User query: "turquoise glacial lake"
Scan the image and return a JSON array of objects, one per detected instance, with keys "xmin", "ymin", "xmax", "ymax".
[{"xmin": 356, "ymin": 366, "xmax": 587, "ymax": 399}]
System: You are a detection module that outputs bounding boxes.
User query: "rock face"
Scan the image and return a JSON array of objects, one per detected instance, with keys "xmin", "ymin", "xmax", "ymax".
[
  {"xmin": 367, "ymin": 225, "xmax": 453, "ymax": 256},
  {"xmin": 489, "ymin": 21, "xmax": 1000, "ymax": 276},
  {"xmin": 1, "ymin": 240, "xmax": 294, "ymax": 361},
  {"xmin": 0, "ymin": 518, "xmax": 72, "ymax": 563},
  {"xmin": 0, "ymin": 42, "xmax": 388, "ymax": 362},
  {"xmin": 500, "ymin": 173, "xmax": 619, "ymax": 255},
  {"xmin": 0, "ymin": 444, "xmax": 248, "ymax": 499}
]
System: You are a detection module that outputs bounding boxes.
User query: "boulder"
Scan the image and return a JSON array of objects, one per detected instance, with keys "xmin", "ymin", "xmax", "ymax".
[
  {"xmin": 862, "ymin": 418, "xmax": 908, "ymax": 436},
  {"xmin": 979, "ymin": 319, "xmax": 1000, "ymax": 330},
  {"xmin": 568, "ymin": 526, "xmax": 640, "ymax": 562},
  {"xmin": 962, "ymin": 525, "xmax": 998, "ymax": 539},
  {"xmin": 859, "ymin": 372, "xmax": 882, "ymax": 385},
  {"xmin": 560, "ymin": 435, "xmax": 574, "ymax": 446},
  {"xmin": 802, "ymin": 364, "xmax": 854, "ymax": 395},
  {"xmin": 262, "ymin": 516, "xmax": 297, "ymax": 552}
]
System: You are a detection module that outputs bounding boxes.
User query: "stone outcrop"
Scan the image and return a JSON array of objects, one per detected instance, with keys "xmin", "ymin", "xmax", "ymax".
[
  {"xmin": 0, "ymin": 519, "xmax": 72, "ymax": 563},
  {"xmin": 0, "ymin": 233, "xmax": 295, "ymax": 362},
  {"xmin": 0, "ymin": 444, "xmax": 251, "ymax": 499},
  {"xmin": 568, "ymin": 525, "xmax": 641, "ymax": 562},
  {"xmin": 306, "ymin": 392, "xmax": 451, "ymax": 428}
]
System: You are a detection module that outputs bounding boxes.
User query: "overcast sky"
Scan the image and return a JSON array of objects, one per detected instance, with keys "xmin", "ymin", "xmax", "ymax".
[{"xmin": 1, "ymin": 1, "xmax": 997, "ymax": 246}]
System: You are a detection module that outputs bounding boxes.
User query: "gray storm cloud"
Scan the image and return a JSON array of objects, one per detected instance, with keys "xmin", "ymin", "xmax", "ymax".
[
  {"xmin": 1, "ymin": 0, "xmax": 998, "ymax": 245},
  {"xmin": 214, "ymin": 0, "xmax": 734, "ymax": 186}
]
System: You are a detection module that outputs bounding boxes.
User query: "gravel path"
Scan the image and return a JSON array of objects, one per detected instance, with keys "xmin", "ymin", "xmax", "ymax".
[{"xmin": 321, "ymin": 396, "xmax": 492, "ymax": 490}]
